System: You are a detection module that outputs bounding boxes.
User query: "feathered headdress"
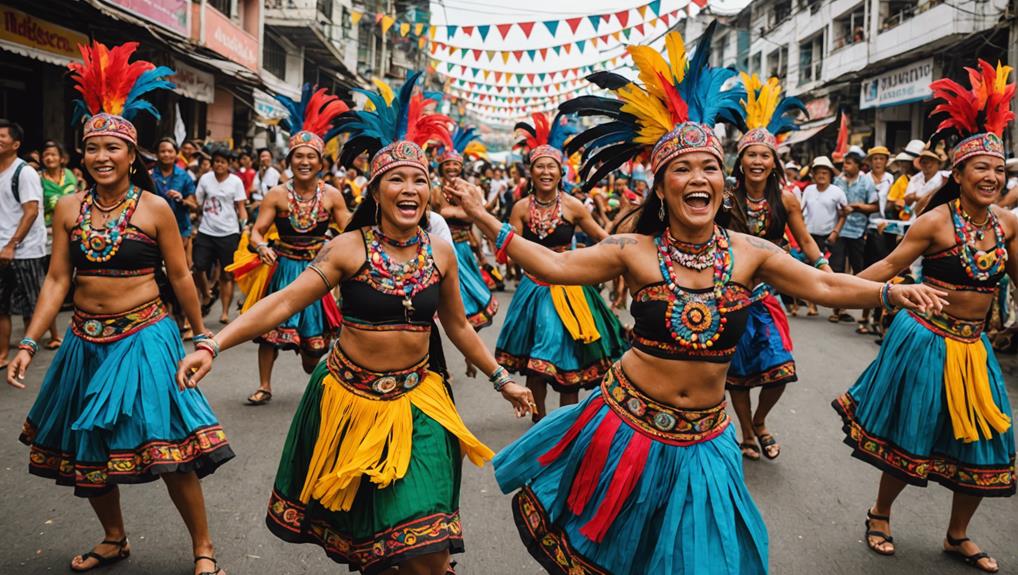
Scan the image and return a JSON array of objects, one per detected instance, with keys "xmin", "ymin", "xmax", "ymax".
[
  {"xmin": 515, "ymin": 112, "xmax": 577, "ymax": 166},
  {"xmin": 334, "ymin": 71, "xmax": 452, "ymax": 183},
  {"xmin": 275, "ymin": 84, "xmax": 350, "ymax": 156},
  {"xmin": 439, "ymin": 125, "xmax": 488, "ymax": 165},
  {"xmin": 560, "ymin": 21, "xmax": 745, "ymax": 188},
  {"xmin": 929, "ymin": 59, "xmax": 1015, "ymax": 165},
  {"xmin": 68, "ymin": 41, "xmax": 174, "ymax": 145},
  {"xmin": 736, "ymin": 73, "xmax": 807, "ymax": 154}
]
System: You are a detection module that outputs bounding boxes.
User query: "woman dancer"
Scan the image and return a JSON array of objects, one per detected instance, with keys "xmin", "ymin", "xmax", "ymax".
[
  {"xmin": 726, "ymin": 73, "xmax": 829, "ymax": 460},
  {"xmin": 833, "ymin": 60, "xmax": 1017, "ymax": 572},
  {"xmin": 434, "ymin": 125, "xmax": 498, "ymax": 377},
  {"xmin": 177, "ymin": 73, "xmax": 534, "ymax": 575},
  {"xmin": 244, "ymin": 85, "xmax": 351, "ymax": 405},
  {"xmin": 449, "ymin": 24, "xmax": 945, "ymax": 574},
  {"xmin": 496, "ymin": 112, "xmax": 627, "ymax": 420},
  {"xmin": 7, "ymin": 42, "xmax": 232, "ymax": 575}
]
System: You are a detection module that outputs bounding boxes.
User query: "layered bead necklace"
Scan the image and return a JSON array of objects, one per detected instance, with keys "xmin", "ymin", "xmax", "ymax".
[
  {"xmin": 286, "ymin": 180, "xmax": 324, "ymax": 233},
  {"xmin": 77, "ymin": 185, "xmax": 140, "ymax": 263},
  {"xmin": 367, "ymin": 226, "xmax": 434, "ymax": 320},
  {"xmin": 950, "ymin": 199, "xmax": 1008, "ymax": 281},
  {"xmin": 744, "ymin": 192, "xmax": 770, "ymax": 237},
  {"xmin": 528, "ymin": 191, "xmax": 562, "ymax": 239},
  {"xmin": 656, "ymin": 225, "xmax": 733, "ymax": 349},
  {"xmin": 666, "ymin": 229, "xmax": 715, "ymax": 271}
]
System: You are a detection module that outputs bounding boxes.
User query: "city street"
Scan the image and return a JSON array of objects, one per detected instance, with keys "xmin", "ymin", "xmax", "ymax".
[{"xmin": 1, "ymin": 289, "xmax": 1016, "ymax": 574}]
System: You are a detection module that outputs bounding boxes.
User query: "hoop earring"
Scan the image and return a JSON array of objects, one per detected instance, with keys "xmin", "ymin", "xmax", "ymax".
[
  {"xmin": 658, "ymin": 200, "xmax": 666, "ymax": 221},
  {"xmin": 723, "ymin": 192, "xmax": 733, "ymax": 211},
  {"xmin": 130, "ymin": 164, "xmax": 136, "ymax": 175}
]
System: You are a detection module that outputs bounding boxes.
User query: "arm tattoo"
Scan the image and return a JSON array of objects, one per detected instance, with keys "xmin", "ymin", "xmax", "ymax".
[
  {"xmin": 601, "ymin": 236, "xmax": 638, "ymax": 250},
  {"xmin": 744, "ymin": 236, "xmax": 785, "ymax": 254}
]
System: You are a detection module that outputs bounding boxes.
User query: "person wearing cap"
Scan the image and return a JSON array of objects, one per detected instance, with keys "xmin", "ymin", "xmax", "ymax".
[
  {"xmin": 887, "ymin": 149, "xmax": 920, "ymax": 219},
  {"xmin": 860, "ymin": 145, "xmax": 896, "ymax": 333},
  {"xmin": 832, "ymin": 146, "xmax": 879, "ymax": 326},
  {"xmin": 904, "ymin": 142, "xmax": 949, "ymax": 206},
  {"xmin": 801, "ymin": 155, "xmax": 849, "ymax": 260}
]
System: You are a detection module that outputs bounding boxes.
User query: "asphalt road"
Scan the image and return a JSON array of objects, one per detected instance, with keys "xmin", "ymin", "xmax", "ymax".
[{"xmin": 1, "ymin": 289, "xmax": 1016, "ymax": 574}]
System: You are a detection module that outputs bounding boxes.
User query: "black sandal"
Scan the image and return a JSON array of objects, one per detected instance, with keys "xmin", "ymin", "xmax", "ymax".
[
  {"xmin": 70, "ymin": 537, "xmax": 130, "ymax": 572},
  {"xmin": 740, "ymin": 441, "xmax": 761, "ymax": 461},
  {"xmin": 195, "ymin": 555, "xmax": 223, "ymax": 575},
  {"xmin": 864, "ymin": 509, "xmax": 895, "ymax": 556},
  {"xmin": 944, "ymin": 534, "xmax": 998, "ymax": 573},
  {"xmin": 752, "ymin": 423, "xmax": 780, "ymax": 460},
  {"xmin": 246, "ymin": 389, "xmax": 272, "ymax": 405}
]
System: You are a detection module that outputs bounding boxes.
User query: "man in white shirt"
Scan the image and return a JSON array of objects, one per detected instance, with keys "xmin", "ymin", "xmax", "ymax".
[
  {"xmin": 800, "ymin": 155, "xmax": 848, "ymax": 255},
  {"xmin": 0, "ymin": 119, "xmax": 48, "ymax": 366},
  {"xmin": 193, "ymin": 148, "xmax": 248, "ymax": 324},
  {"xmin": 252, "ymin": 148, "xmax": 280, "ymax": 203},
  {"xmin": 904, "ymin": 146, "xmax": 949, "ymax": 206}
]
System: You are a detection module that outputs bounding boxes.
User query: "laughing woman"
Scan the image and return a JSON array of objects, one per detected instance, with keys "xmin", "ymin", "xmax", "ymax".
[
  {"xmin": 244, "ymin": 85, "xmax": 351, "ymax": 405},
  {"xmin": 833, "ymin": 61, "xmax": 1017, "ymax": 572},
  {"xmin": 448, "ymin": 24, "xmax": 945, "ymax": 575},
  {"xmin": 177, "ymin": 74, "xmax": 534, "ymax": 575},
  {"xmin": 7, "ymin": 43, "xmax": 232, "ymax": 575}
]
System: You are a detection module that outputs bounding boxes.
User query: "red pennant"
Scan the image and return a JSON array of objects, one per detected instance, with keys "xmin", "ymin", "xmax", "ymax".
[
  {"xmin": 615, "ymin": 10, "xmax": 629, "ymax": 28},
  {"xmin": 512, "ymin": 50, "xmax": 523, "ymax": 61},
  {"xmin": 635, "ymin": 23, "xmax": 645, "ymax": 35},
  {"xmin": 462, "ymin": 25, "xmax": 474, "ymax": 36},
  {"xmin": 693, "ymin": 0, "xmax": 708, "ymax": 6},
  {"xmin": 496, "ymin": 23, "xmax": 513, "ymax": 39},
  {"xmin": 518, "ymin": 21, "xmax": 535, "ymax": 38},
  {"xmin": 661, "ymin": 12, "xmax": 671, "ymax": 25},
  {"xmin": 562, "ymin": 43, "xmax": 572, "ymax": 55},
  {"xmin": 539, "ymin": 47, "xmax": 548, "ymax": 60},
  {"xmin": 472, "ymin": 49, "xmax": 482, "ymax": 60},
  {"xmin": 526, "ymin": 73, "xmax": 536, "ymax": 83},
  {"xmin": 601, "ymin": 13, "xmax": 611, "ymax": 23},
  {"xmin": 565, "ymin": 17, "xmax": 582, "ymax": 33}
]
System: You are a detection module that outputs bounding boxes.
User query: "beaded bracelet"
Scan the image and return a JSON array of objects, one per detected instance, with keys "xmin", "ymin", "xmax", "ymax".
[
  {"xmin": 195, "ymin": 339, "xmax": 220, "ymax": 359},
  {"xmin": 192, "ymin": 332, "xmax": 213, "ymax": 344},
  {"xmin": 813, "ymin": 256, "xmax": 830, "ymax": 269},
  {"xmin": 489, "ymin": 365, "xmax": 513, "ymax": 392},
  {"xmin": 495, "ymin": 230, "xmax": 515, "ymax": 265},
  {"xmin": 495, "ymin": 223, "xmax": 513, "ymax": 251},
  {"xmin": 18, "ymin": 337, "xmax": 38, "ymax": 356},
  {"xmin": 880, "ymin": 282, "xmax": 895, "ymax": 312}
]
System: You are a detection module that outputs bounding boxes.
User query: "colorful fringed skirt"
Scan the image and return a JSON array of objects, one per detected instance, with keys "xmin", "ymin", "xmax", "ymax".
[
  {"xmin": 266, "ymin": 344, "xmax": 494, "ymax": 574},
  {"xmin": 727, "ymin": 289, "xmax": 797, "ymax": 389},
  {"xmin": 833, "ymin": 311, "xmax": 1016, "ymax": 496},
  {"xmin": 451, "ymin": 234, "xmax": 498, "ymax": 329},
  {"xmin": 253, "ymin": 246, "xmax": 342, "ymax": 357},
  {"xmin": 494, "ymin": 363, "xmax": 769, "ymax": 574},
  {"xmin": 496, "ymin": 275, "xmax": 627, "ymax": 391},
  {"xmin": 19, "ymin": 300, "xmax": 233, "ymax": 497}
]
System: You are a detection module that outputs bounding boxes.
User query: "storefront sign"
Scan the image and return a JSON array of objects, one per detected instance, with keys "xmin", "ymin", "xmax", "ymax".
[
  {"xmin": 253, "ymin": 89, "xmax": 288, "ymax": 123},
  {"xmin": 171, "ymin": 60, "xmax": 215, "ymax": 103},
  {"xmin": 203, "ymin": 5, "xmax": 258, "ymax": 71},
  {"xmin": 0, "ymin": 6, "xmax": 88, "ymax": 63},
  {"xmin": 803, "ymin": 96, "xmax": 831, "ymax": 122},
  {"xmin": 860, "ymin": 58, "xmax": 935, "ymax": 110},
  {"xmin": 104, "ymin": 0, "xmax": 189, "ymax": 38}
]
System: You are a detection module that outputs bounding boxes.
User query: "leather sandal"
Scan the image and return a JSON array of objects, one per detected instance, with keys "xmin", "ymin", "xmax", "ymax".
[
  {"xmin": 70, "ymin": 537, "xmax": 130, "ymax": 572},
  {"xmin": 246, "ymin": 389, "xmax": 272, "ymax": 405},
  {"xmin": 864, "ymin": 509, "xmax": 895, "ymax": 556},
  {"xmin": 740, "ymin": 441, "xmax": 761, "ymax": 460},
  {"xmin": 944, "ymin": 534, "xmax": 998, "ymax": 573},
  {"xmin": 195, "ymin": 555, "xmax": 223, "ymax": 575}
]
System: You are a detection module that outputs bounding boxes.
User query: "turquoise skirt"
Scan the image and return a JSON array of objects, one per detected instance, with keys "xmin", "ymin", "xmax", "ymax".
[
  {"xmin": 833, "ymin": 311, "xmax": 1015, "ymax": 496},
  {"xmin": 495, "ymin": 276, "xmax": 627, "ymax": 391},
  {"xmin": 452, "ymin": 240, "xmax": 498, "ymax": 329},
  {"xmin": 255, "ymin": 255, "xmax": 338, "ymax": 357},
  {"xmin": 727, "ymin": 292, "xmax": 797, "ymax": 389},
  {"xmin": 20, "ymin": 301, "xmax": 233, "ymax": 497},
  {"xmin": 494, "ymin": 364, "xmax": 768, "ymax": 574}
]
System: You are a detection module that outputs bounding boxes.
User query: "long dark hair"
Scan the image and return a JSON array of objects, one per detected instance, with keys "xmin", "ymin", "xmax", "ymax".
[
  {"xmin": 921, "ymin": 161, "xmax": 963, "ymax": 215},
  {"xmin": 81, "ymin": 141, "xmax": 156, "ymax": 193},
  {"xmin": 346, "ymin": 180, "xmax": 431, "ymax": 232},
  {"xmin": 634, "ymin": 165, "xmax": 747, "ymax": 235},
  {"xmin": 726, "ymin": 148, "xmax": 786, "ymax": 235}
]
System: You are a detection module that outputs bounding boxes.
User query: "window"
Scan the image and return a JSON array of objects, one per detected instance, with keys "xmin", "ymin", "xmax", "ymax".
[
  {"xmin": 341, "ymin": 7, "xmax": 352, "ymax": 39},
  {"xmin": 263, "ymin": 35, "xmax": 287, "ymax": 80},
  {"xmin": 714, "ymin": 34, "xmax": 728, "ymax": 67},
  {"xmin": 208, "ymin": 0, "xmax": 233, "ymax": 17},
  {"xmin": 833, "ymin": 4, "xmax": 866, "ymax": 50},
  {"xmin": 317, "ymin": 0, "xmax": 333, "ymax": 21},
  {"xmin": 798, "ymin": 32, "xmax": 824, "ymax": 85},
  {"xmin": 879, "ymin": 0, "xmax": 943, "ymax": 31},
  {"xmin": 799, "ymin": 0, "xmax": 822, "ymax": 15},
  {"xmin": 767, "ymin": 46, "xmax": 788, "ymax": 78},
  {"xmin": 772, "ymin": 0, "xmax": 792, "ymax": 24},
  {"xmin": 751, "ymin": 52, "xmax": 762, "ymax": 76}
]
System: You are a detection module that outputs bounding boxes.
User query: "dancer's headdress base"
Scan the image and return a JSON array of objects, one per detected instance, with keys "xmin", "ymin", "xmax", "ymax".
[
  {"xmin": 735, "ymin": 73, "xmax": 806, "ymax": 155},
  {"xmin": 515, "ymin": 112, "xmax": 573, "ymax": 167},
  {"xmin": 275, "ymin": 85, "xmax": 350, "ymax": 157},
  {"xmin": 439, "ymin": 126, "xmax": 487, "ymax": 166},
  {"xmin": 929, "ymin": 60, "xmax": 1014, "ymax": 165}
]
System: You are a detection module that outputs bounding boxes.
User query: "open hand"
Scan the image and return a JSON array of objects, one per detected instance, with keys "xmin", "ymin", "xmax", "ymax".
[
  {"xmin": 442, "ymin": 178, "xmax": 485, "ymax": 220},
  {"xmin": 889, "ymin": 283, "xmax": 949, "ymax": 315},
  {"xmin": 257, "ymin": 245, "xmax": 277, "ymax": 266},
  {"xmin": 499, "ymin": 382, "xmax": 536, "ymax": 418},
  {"xmin": 6, "ymin": 350, "xmax": 32, "ymax": 389},
  {"xmin": 176, "ymin": 351, "xmax": 214, "ymax": 391}
]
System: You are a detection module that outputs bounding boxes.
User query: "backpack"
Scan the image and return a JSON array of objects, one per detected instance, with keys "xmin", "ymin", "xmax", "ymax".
[{"xmin": 9, "ymin": 161, "xmax": 24, "ymax": 203}]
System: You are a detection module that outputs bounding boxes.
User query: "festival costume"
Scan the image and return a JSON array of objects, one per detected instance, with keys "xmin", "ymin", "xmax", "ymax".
[
  {"xmin": 439, "ymin": 126, "xmax": 498, "ymax": 329},
  {"xmin": 247, "ymin": 85, "xmax": 349, "ymax": 356},
  {"xmin": 495, "ymin": 113, "xmax": 627, "ymax": 391},
  {"xmin": 834, "ymin": 59, "xmax": 1016, "ymax": 496},
  {"xmin": 496, "ymin": 23, "xmax": 769, "ymax": 574},
  {"xmin": 263, "ymin": 74, "xmax": 491, "ymax": 573},
  {"xmin": 727, "ymin": 74, "xmax": 807, "ymax": 390},
  {"xmin": 20, "ymin": 42, "xmax": 233, "ymax": 495}
]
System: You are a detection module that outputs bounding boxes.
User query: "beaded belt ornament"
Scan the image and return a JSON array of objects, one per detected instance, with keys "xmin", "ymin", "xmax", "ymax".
[
  {"xmin": 274, "ymin": 239, "xmax": 325, "ymax": 260},
  {"xmin": 601, "ymin": 363, "xmax": 729, "ymax": 445},
  {"xmin": 326, "ymin": 345, "xmax": 429, "ymax": 401},
  {"xmin": 909, "ymin": 311, "xmax": 985, "ymax": 344},
  {"xmin": 71, "ymin": 299, "xmax": 167, "ymax": 343}
]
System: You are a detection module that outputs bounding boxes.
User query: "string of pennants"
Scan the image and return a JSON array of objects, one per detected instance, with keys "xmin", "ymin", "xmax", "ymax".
[
  {"xmin": 434, "ymin": 57, "xmax": 628, "ymax": 87},
  {"xmin": 447, "ymin": 78, "xmax": 593, "ymax": 98}
]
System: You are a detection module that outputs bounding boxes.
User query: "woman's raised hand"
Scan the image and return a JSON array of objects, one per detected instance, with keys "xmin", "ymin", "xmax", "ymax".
[
  {"xmin": 442, "ymin": 178, "xmax": 485, "ymax": 220},
  {"xmin": 889, "ymin": 283, "xmax": 949, "ymax": 315},
  {"xmin": 176, "ymin": 351, "xmax": 214, "ymax": 391},
  {"xmin": 500, "ymin": 382, "xmax": 536, "ymax": 418},
  {"xmin": 6, "ymin": 350, "xmax": 33, "ymax": 389}
]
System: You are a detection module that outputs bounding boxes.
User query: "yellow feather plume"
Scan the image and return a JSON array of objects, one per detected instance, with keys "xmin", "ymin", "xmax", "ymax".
[
  {"xmin": 994, "ymin": 62, "xmax": 1013, "ymax": 94},
  {"xmin": 617, "ymin": 84, "xmax": 671, "ymax": 144},
  {"xmin": 363, "ymin": 78, "xmax": 394, "ymax": 112},
  {"xmin": 628, "ymin": 44, "xmax": 671, "ymax": 102},
  {"xmin": 740, "ymin": 73, "xmax": 783, "ymax": 130},
  {"xmin": 665, "ymin": 32, "xmax": 686, "ymax": 84}
]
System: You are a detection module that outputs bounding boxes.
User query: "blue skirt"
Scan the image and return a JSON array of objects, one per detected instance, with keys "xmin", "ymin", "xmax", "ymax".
[
  {"xmin": 727, "ymin": 294, "xmax": 797, "ymax": 389},
  {"xmin": 494, "ymin": 364, "xmax": 768, "ymax": 574},
  {"xmin": 496, "ymin": 276, "xmax": 627, "ymax": 391},
  {"xmin": 452, "ymin": 240, "xmax": 498, "ymax": 330},
  {"xmin": 255, "ymin": 255, "xmax": 335, "ymax": 356},
  {"xmin": 20, "ymin": 301, "xmax": 234, "ymax": 497},
  {"xmin": 833, "ymin": 311, "xmax": 1015, "ymax": 496}
]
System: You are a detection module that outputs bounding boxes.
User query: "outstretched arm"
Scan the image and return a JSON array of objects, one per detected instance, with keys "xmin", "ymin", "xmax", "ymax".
[
  {"xmin": 782, "ymin": 191, "xmax": 829, "ymax": 270},
  {"xmin": 856, "ymin": 210, "xmax": 940, "ymax": 282}
]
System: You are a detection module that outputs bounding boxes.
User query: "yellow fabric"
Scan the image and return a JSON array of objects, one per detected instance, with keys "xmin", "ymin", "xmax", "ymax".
[
  {"xmin": 226, "ymin": 228, "xmax": 279, "ymax": 313},
  {"xmin": 300, "ymin": 371, "xmax": 494, "ymax": 512},
  {"xmin": 943, "ymin": 338, "xmax": 1011, "ymax": 443},
  {"xmin": 549, "ymin": 285, "xmax": 601, "ymax": 344}
]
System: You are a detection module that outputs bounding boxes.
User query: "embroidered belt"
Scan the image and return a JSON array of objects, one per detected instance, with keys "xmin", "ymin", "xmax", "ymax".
[
  {"xmin": 76, "ymin": 267, "xmax": 157, "ymax": 278},
  {"xmin": 326, "ymin": 345, "xmax": 429, "ymax": 401},
  {"xmin": 451, "ymin": 227, "xmax": 472, "ymax": 244},
  {"xmin": 275, "ymin": 238, "xmax": 325, "ymax": 260},
  {"xmin": 924, "ymin": 275, "xmax": 998, "ymax": 294},
  {"xmin": 71, "ymin": 299, "xmax": 167, "ymax": 343},
  {"xmin": 601, "ymin": 363, "xmax": 729, "ymax": 445},
  {"xmin": 910, "ymin": 311, "xmax": 984, "ymax": 343}
]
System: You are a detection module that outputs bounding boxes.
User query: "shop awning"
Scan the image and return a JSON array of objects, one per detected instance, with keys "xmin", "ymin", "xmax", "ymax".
[
  {"xmin": 0, "ymin": 39, "xmax": 76, "ymax": 67},
  {"xmin": 781, "ymin": 116, "xmax": 837, "ymax": 147}
]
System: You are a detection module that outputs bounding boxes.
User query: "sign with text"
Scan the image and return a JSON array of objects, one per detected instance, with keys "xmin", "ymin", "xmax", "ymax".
[
  {"xmin": 171, "ymin": 60, "xmax": 215, "ymax": 103},
  {"xmin": 860, "ymin": 58, "xmax": 935, "ymax": 110},
  {"xmin": 104, "ymin": 0, "xmax": 189, "ymax": 38},
  {"xmin": 0, "ymin": 7, "xmax": 87, "ymax": 63},
  {"xmin": 203, "ymin": 4, "xmax": 258, "ymax": 71}
]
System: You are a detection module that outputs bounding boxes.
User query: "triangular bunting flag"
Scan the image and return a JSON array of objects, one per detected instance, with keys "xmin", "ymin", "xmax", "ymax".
[
  {"xmin": 501, "ymin": 52, "xmax": 511, "ymax": 65},
  {"xmin": 637, "ymin": 5, "xmax": 648, "ymax": 18},
  {"xmin": 611, "ymin": 31, "xmax": 621, "ymax": 41},
  {"xmin": 446, "ymin": 24, "xmax": 458, "ymax": 37},
  {"xmin": 381, "ymin": 15, "xmax": 395, "ymax": 34},
  {"xmin": 576, "ymin": 39, "xmax": 586, "ymax": 52},
  {"xmin": 414, "ymin": 23, "xmax": 424, "ymax": 36},
  {"xmin": 565, "ymin": 17, "xmax": 582, "ymax": 33},
  {"xmin": 538, "ymin": 72, "xmax": 546, "ymax": 82},
  {"xmin": 552, "ymin": 45, "xmax": 562, "ymax": 56},
  {"xmin": 495, "ymin": 71, "xmax": 503, "ymax": 82},
  {"xmin": 478, "ymin": 25, "xmax": 491, "ymax": 41},
  {"xmin": 661, "ymin": 12, "xmax": 671, "ymax": 25},
  {"xmin": 562, "ymin": 43, "xmax": 572, "ymax": 55},
  {"xmin": 635, "ymin": 23, "xmax": 645, "ymax": 35},
  {"xmin": 486, "ymin": 50, "xmax": 496, "ymax": 61},
  {"xmin": 526, "ymin": 73, "xmax": 535, "ymax": 83},
  {"xmin": 350, "ymin": 10, "xmax": 363, "ymax": 25},
  {"xmin": 539, "ymin": 47, "xmax": 548, "ymax": 60},
  {"xmin": 590, "ymin": 37, "xmax": 599, "ymax": 48},
  {"xmin": 648, "ymin": 0, "xmax": 661, "ymax": 16},
  {"xmin": 462, "ymin": 25, "xmax": 474, "ymax": 36},
  {"xmin": 519, "ymin": 21, "xmax": 535, "ymax": 38},
  {"xmin": 418, "ymin": 36, "xmax": 427, "ymax": 48},
  {"xmin": 512, "ymin": 50, "xmax": 523, "ymax": 61},
  {"xmin": 615, "ymin": 10, "xmax": 630, "ymax": 28},
  {"xmin": 429, "ymin": 26, "xmax": 436, "ymax": 39},
  {"xmin": 496, "ymin": 23, "xmax": 513, "ymax": 39},
  {"xmin": 543, "ymin": 20, "xmax": 559, "ymax": 36},
  {"xmin": 588, "ymin": 15, "xmax": 600, "ymax": 32},
  {"xmin": 460, "ymin": 47, "xmax": 469, "ymax": 58},
  {"xmin": 472, "ymin": 49, "xmax": 482, "ymax": 60},
  {"xmin": 526, "ymin": 49, "xmax": 536, "ymax": 61},
  {"xmin": 399, "ymin": 22, "xmax": 410, "ymax": 36}
]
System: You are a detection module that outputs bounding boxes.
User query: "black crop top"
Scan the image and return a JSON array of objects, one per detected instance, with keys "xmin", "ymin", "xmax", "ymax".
[
  {"xmin": 629, "ymin": 282, "xmax": 755, "ymax": 362},
  {"xmin": 339, "ymin": 229, "xmax": 442, "ymax": 332},
  {"xmin": 70, "ymin": 225, "xmax": 161, "ymax": 277},
  {"xmin": 523, "ymin": 219, "xmax": 575, "ymax": 249},
  {"xmin": 923, "ymin": 246, "xmax": 1006, "ymax": 294},
  {"xmin": 274, "ymin": 213, "xmax": 331, "ymax": 239}
]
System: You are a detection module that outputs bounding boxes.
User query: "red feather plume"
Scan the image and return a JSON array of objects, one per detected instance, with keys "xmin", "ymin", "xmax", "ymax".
[
  {"xmin": 68, "ymin": 41, "xmax": 153, "ymax": 117},
  {"xmin": 523, "ymin": 113, "xmax": 552, "ymax": 149},
  {"xmin": 657, "ymin": 72, "xmax": 688, "ymax": 125},
  {"xmin": 302, "ymin": 88, "xmax": 349, "ymax": 137},
  {"xmin": 405, "ymin": 93, "xmax": 452, "ymax": 149},
  {"xmin": 930, "ymin": 59, "xmax": 1014, "ymax": 138}
]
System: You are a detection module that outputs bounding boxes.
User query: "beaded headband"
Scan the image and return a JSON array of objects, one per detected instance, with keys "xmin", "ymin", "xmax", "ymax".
[
  {"xmin": 83, "ymin": 113, "xmax": 138, "ymax": 145},
  {"xmin": 951, "ymin": 133, "xmax": 1005, "ymax": 166},
  {"xmin": 439, "ymin": 149, "xmax": 464, "ymax": 165},
  {"xmin": 736, "ymin": 128, "xmax": 778, "ymax": 155},
  {"xmin": 369, "ymin": 140, "xmax": 429, "ymax": 185},
  {"xmin": 288, "ymin": 130, "xmax": 325, "ymax": 156},
  {"xmin": 651, "ymin": 123, "xmax": 724, "ymax": 175},
  {"xmin": 529, "ymin": 144, "xmax": 564, "ymax": 166}
]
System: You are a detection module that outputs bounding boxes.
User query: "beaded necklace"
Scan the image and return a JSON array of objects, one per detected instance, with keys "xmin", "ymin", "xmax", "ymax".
[
  {"xmin": 366, "ymin": 226, "xmax": 435, "ymax": 320},
  {"xmin": 656, "ymin": 226, "xmax": 733, "ymax": 349},
  {"xmin": 744, "ymin": 193, "xmax": 770, "ymax": 237},
  {"xmin": 286, "ymin": 180, "xmax": 324, "ymax": 233},
  {"xmin": 528, "ymin": 191, "xmax": 563, "ymax": 239},
  {"xmin": 950, "ymin": 199, "xmax": 1008, "ymax": 281},
  {"xmin": 77, "ymin": 185, "xmax": 140, "ymax": 263},
  {"xmin": 375, "ymin": 226, "xmax": 422, "ymax": 247},
  {"xmin": 666, "ymin": 229, "xmax": 715, "ymax": 271}
]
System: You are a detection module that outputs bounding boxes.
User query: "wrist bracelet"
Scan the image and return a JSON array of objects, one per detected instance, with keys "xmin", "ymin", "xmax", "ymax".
[
  {"xmin": 489, "ymin": 365, "xmax": 513, "ymax": 392},
  {"xmin": 195, "ymin": 339, "xmax": 220, "ymax": 359},
  {"xmin": 495, "ymin": 222, "xmax": 513, "ymax": 251},
  {"xmin": 880, "ymin": 282, "xmax": 895, "ymax": 312},
  {"xmin": 192, "ymin": 332, "xmax": 212, "ymax": 343},
  {"xmin": 18, "ymin": 337, "xmax": 38, "ymax": 356},
  {"xmin": 813, "ymin": 256, "xmax": 829, "ymax": 269}
]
